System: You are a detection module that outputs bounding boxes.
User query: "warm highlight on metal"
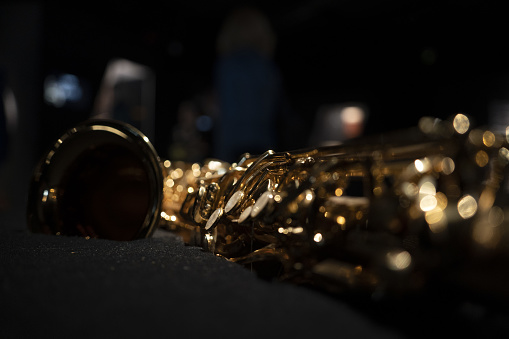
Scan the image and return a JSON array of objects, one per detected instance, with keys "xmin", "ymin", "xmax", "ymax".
[{"xmin": 28, "ymin": 115, "xmax": 509, "ymax": 300}]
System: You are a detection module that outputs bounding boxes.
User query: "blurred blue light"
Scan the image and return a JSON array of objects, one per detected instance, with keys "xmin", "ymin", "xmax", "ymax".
[{"xmin": 44, "ymin": 73, "xmax": 83, "ymax": 107}]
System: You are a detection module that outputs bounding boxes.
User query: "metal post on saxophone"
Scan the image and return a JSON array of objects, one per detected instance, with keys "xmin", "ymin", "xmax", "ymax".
[{"xmin": 27, "ymin": 114, "xmax": 509, "ymax": 301}]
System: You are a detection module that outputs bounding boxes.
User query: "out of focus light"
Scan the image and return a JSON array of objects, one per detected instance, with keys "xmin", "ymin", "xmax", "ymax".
[
  {"xmin": 414, "ymin": 158, "xmax": 430, "ymax": 173},
  {"xmin": 386, "ymin": 250, "xmax": 411, "ymax": 270},
  {"xmin": 160, "ymin": 211, "xmax": 177, "ymax": 222},
  {"xmin": 435, "ymin": 192, "xmax": 448, "ymax": 209},
  {"xmin": 418, "ymin": 116, "xmax": 436, "ymax": 134},
  {"xmin": 440, "ymin": 157, "xmax": 455, "ymax": 175},
  {"xmin": 488, "ymin": 206, "xmax": 504, "ymax": 227},
  {"xmin": 335, "ymin": 188, "xmax": 343, "ymax": 196},
  {"xmin": 482, "ymin": 131, "xmax": 496, "ymax": 147},
  {"xmin": 305, "ymin": 191, "xmax": 314, "ymax": 201},
  {"xmin": 340, "ymin": 106, "xmax": 365, "ymax": 124},
  {"xmin": 414, "ymin": 159, "xmax": 424, "ymax": 172},
  {"xmin": 419, "ymin": 181, "xmax": 436, "ymax": 196},
  {"xmin": 208, "ymin": 160, "xmax": 223, "ymax": 171},
  {"xmin": 499, "ymin": 148, "xmax": 509, "ymax": 164},
  {"xmin": 420, "ymin": 195, "xmax": 437, "ymax": 212},
  {"xmin": 426, "ymin": 208, "xmax": 447, "ymax": 233},
  {"xmin": 42, "ymin": 189, "xmax": 48, "ymax": 203},
  {"xmin": 458, "ymin": 195, "xmax": 477, "ymax": 219},
  {"xmin": 313, "ymin": 233, "xmax": 323, "ymax": 243},
  {"xmin": 475, "ymin": 150, "xmax": 489, "ymax": 167},
  {"xmin": 171, "ymin": 168, "xmax": 183, "ymax": 179},
  {"xmin": 468, "ymin": 129, "xmax": 484, "ymax": 146},
  {"xmin": 44, "ymin": 73, "xmax": 83, "ymax": 107},
  {"xmin": 453, "ymin": 114, "xmax": 470, "ymax": 134},
  {"xmin": 402, "ymin": 182, "xmax": 418, "ymax": 197}
]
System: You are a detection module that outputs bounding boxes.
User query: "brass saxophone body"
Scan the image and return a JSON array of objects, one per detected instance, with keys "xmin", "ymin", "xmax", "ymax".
[{"xmin": 28, "ymin": 114, "xmax": 509, "ymax": 299}]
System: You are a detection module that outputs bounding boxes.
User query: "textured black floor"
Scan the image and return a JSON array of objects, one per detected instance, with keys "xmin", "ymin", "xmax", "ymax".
[{"xmin": 0, "ymin": 227, "xmax": 406, "ymax": 339}]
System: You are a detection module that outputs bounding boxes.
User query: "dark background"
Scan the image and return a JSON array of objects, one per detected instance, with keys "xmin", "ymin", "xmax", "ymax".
[
  {"xmin": 7, "ymin": 0, "xmax": 509, "ymax": 153},
  {"xmin": 2, "ymin": 0, "xmax": 509, "ymax": 245},
  {"xmin": 38, "ymin": 0, "xmax": 509, "ymax": 150},
  {"xmin": 2, "ymin": 2, "xmax": 509, "ymax": 337}
]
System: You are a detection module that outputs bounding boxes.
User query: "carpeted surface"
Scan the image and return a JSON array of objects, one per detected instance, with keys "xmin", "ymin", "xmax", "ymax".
[
  {"xmin": 1, "ymin": 226, "xmax": 509, "ymax": 338},
  {"xmin": 0, "ymin": 228, "xmax": 404, "ymax": 339}
]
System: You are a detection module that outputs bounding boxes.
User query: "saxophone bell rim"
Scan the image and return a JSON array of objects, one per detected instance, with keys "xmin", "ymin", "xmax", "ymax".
[{"xmin": 27, "ymin": 119, "xmax": 164, "ymax": 240}]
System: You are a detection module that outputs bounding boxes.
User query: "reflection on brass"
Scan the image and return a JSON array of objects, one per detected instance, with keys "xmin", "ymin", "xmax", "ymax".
[{"xmin": 28, "ymin": 114, "xmax": 509, "ymax": 300}]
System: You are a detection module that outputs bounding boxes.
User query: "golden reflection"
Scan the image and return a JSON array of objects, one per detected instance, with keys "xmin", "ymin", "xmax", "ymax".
[
  {"xmin": 478, "ymin": 189, "xmax": 495, "ymax": 211},
  {"xmin": 336, "ymin": 216, "xmax": 346, "ymax": 230},
  {"xmin": 475, "ymin": 150, "xmax": 489, "ymax": 167},
  {"xmin": 435, "ymin": 192, "xmax": 448, "ymax": 209},
  {"xmin": 458, "ymin": 195, "xmax": 478, "ymax": 219},
  {"xmin": 31, "ymin": 115, "xmax": 509, "ymax": 299},
  {"xmin": 149, "ymin": 112, "xmax": 503, "ymax": 295},
  {"xmin": 453, "ymin": 113, "xmax": 470, "ymax": 134},
  {"xmin": 334, "ymin": 188, "xmax": 343, "ymax": 196},
  {"xmin": 483, "ymin": 130, "xmax": 496, "ymax": 147},
  {"xmin": 373, "ymin": 186, "xmax": 383, "ymax": 196}
]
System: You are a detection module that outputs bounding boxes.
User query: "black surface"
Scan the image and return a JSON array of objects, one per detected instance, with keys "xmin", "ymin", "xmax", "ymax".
[
  {"xmin": 0, "ymin": 228, "xmax": 404, "ymax": 339},
  {"xmin": 2, "ymin": 226, "xmax": 509, "ymax": 338}
]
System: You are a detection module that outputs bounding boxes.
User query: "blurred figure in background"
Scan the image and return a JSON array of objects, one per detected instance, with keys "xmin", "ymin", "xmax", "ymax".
[
  {"xmin": 308, "ymin": 103, "xmax": 368, "ymax": 146},
  {"xmin": 213, "ymin": 6, "xmax": 283, "ymax": 163}
]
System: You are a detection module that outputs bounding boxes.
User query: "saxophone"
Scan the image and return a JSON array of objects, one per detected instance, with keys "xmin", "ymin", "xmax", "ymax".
[{"xmin": 27, "ymin": 114, "xmax": 509, "ymax": 300}]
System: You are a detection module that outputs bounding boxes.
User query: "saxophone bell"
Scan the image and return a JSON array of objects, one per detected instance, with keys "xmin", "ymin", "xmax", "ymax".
[{"xmin": 27, "ymin": 120, "xmax": 164, "ymax": 241}]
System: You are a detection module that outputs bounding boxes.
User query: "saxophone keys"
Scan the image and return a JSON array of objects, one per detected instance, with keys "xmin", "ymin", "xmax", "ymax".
[
  {"xmin": 251, "ymin": 190, "xmax": 275, "ymax": 218},
  {"xmin": 238, "ymin": 205, "xmax": 253, "ymax": 224},
  {"xmin": 205, "ymin": 207, "xmax": 223, "ymax": 230},
  {"xmin": 224, "ymin": 190, "xmax": 245, "ymax": 213}
]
